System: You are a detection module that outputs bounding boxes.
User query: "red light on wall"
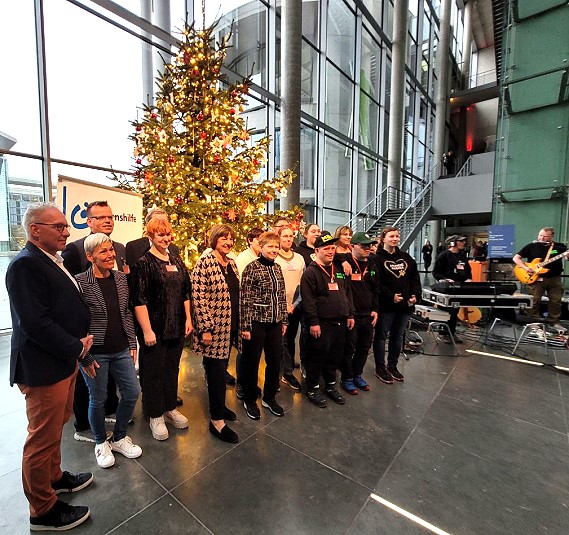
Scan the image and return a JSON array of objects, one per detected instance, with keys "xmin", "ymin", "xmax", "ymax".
[
  {"xmin": 466, "ymin": 138, "xmax": 473, "ymax": 152},
  {"xmin": 467, "ymin": 105, "xmax": 473, "ymax": 111}
]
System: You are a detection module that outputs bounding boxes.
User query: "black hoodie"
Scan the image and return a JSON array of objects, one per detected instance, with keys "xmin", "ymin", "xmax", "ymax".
[
  {"xmin": 296, "ymin": 240, "xmax": 316, "ymax": 267},
  {"xmin": 375, "ymin": 247, "xmax": 421, "ymax": 313}
]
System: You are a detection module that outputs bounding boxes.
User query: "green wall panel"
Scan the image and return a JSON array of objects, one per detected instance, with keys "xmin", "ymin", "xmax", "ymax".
[{"xmin": 514, "ymin": 0, "xmax": 567, "ymax": 21}]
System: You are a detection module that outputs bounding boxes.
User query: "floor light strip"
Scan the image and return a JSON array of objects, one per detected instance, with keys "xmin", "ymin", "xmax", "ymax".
[
  {"xmin": 465, "ymin": 349, "xmax": 544, "ymax": 366},
  {"xmin": 370, "ymin": 493, "xmax": 452, "ymax": 535}
]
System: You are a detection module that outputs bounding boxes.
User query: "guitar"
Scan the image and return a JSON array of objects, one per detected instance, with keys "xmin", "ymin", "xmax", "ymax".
[
  {"xmin": 514, "ymin": 251, "xmax": 569, "ymax": 284},
  {"xmin": 458, "ymin": 306, "xmax": 482, "ymax": 325}
]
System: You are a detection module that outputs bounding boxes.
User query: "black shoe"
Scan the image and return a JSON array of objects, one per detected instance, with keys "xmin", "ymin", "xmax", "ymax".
[
  {"xmin": 225, "ymin": 371, "xmax": 236, "ymax": 385},
  {"xmin": 30, "ymin": 500, "xmax": 90, "ymax": 531},
  {"xmin": 52, "ymin": 471, "xmax": 93, "ymax": 495},
  {"xmin": 255, "ymin": 385, "xmax": 262, "ymax": 397},
  {"xmin": 176, "ymin": 396, "xmax": 183, "ymax": 406},
  {"xmin": 306, "ymin": 389, "xmax": 327, "ymax": 408},
  {"xmin": 261, "ymin": 398, "xmax": 285, "ymax": 417},
  {"xmin": 236, "ymin": 383, "xmax": 245, "ymax": 400},
  {"xmin": 209, "ymin": 422, "xmax": 239, "ymax": 444},
  {"xmin": 388, "ymin": 366, "xmax": 405, "ymax": 382},
  {"xmin": 325, "ymin": 387, "xmax": 346, "ymax": 405},
  {"xmin": 243, "ymin": 401, "xmax": 261, "ymax": 420},
  {"xmin": 223, "ymin": 407, "xmax": 237, "ymax": 422},
  {"xmin": 281, "ymin": 373, "xmax": 301, "ymax": 390},
  {"xmin": 373, "ymin": 367, "xmax": 394, "ymax": 384}
]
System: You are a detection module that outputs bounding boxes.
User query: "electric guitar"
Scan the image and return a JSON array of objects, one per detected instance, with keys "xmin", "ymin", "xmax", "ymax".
[{"xmin": 514, "ymin": 251, "xmax": 569, "ymax": 284}]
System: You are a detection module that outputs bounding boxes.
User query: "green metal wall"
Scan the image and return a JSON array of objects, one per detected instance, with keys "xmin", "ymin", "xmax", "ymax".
[{"xmin": 493, "ymin": 0, "xmax": 569, "ymax": 250}]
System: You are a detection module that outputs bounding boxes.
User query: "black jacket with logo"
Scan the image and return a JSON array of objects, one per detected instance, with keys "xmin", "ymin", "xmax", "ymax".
[{"xmin": 339, "ymin": 255, "xmax": 380, "ymax": 316}]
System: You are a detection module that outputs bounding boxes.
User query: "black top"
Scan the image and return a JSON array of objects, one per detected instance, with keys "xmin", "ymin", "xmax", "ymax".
[
  {"xmin": 422, "ymin": 244, "xmax": 433, "ymax": 258},
  {"xmin": 375, "ymin": 247, "xmax": 421, "ymax": 313},
  {"xmin": 130, "ymin": 252, "xmax": 191, "ymax": 340},
  {"xmin": 222, "ymin": 262, "xmax": 240, "ymax": 332},
  {"xmin": 433, "ymin": 250, "xmax": 472, "ymax": 283},
  {"xmin": 517, "ymin": 241, "xmax": 567, "ymax": 277},
  {"xmin": 296, "ymin": 240, "xmax": 316, "ymax": 267},
  {"xmin": 342, "ymin": 255, "xmax": 380, "ymax": 316},
  {"xmin": 92, "ymin": 276, "xmax": 129, "ymax": 354}
]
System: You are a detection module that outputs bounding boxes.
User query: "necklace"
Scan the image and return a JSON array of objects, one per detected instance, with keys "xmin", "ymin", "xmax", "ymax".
[{"xmin": 278, "ymin": 250, "xmax": 294, "ymax": 261}]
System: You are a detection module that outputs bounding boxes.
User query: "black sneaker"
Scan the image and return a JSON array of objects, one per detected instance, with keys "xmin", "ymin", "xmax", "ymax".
[
  {"xmin": 30, "ymin": 500, "xmax": 90, "ymax": 531},
  {"xmin": 223, "ymin": 406, "xmax": 237, "ymax": 421},
  {"xmin": 306, "ymin": 389, "xmax": 327, "ymax": 408},
  {"xmin": 374, "ymin": 368, "xmax": 394, "ymax": 384},
  {"xmin": 225, "ymin": 371, "xmax": 236, "ymax": 385},
  {"xmin": 243, "ymin": 401, "xmax": 261, "ymax": 420},
  {"xmin": 281, "ymin": 373, "xmax": 301, "ymax": 390},
  {"xmin": 236, "ymin": 383, "xmax": 245, "ymax": 400},
  {"xmin": 52, "ymin": 471, "xmax": 93, "ymax": 495},
  {"xmin": 325, "ymin": 388, "xmax": 346, "ymax": 405},
  {"xmin": 261, "ymin": 398, "xmax": 285, "ymax": 417},
  {"xmin": 388, "ymin": 366, "xmax": 405, "ymax": 382}
]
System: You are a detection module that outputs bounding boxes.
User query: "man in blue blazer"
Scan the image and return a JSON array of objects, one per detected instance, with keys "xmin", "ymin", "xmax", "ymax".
[{"xmin": 7, "ymin": 202, "xmax": 94, "ymax": 531}]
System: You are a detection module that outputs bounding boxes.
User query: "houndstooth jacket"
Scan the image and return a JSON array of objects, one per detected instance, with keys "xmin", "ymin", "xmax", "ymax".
[{"xmin": 191, "ymin": 251, "xmax": 238, "ymax": 359}]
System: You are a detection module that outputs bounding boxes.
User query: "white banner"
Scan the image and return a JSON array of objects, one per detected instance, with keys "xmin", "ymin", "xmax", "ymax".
[{"xmin": 55, "ymin": 175, "xmax": 144, "ymax": 245}]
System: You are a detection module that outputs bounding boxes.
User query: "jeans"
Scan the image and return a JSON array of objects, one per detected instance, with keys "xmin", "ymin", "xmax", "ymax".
[
  {"xmin": 373, "ymin": 311, "xmax": 411, "ymax": 370},
  {"xmin": 341, "ymin": 315, "xmax": 374, "ymax": 379},
  {"xmin": 81, "ymin": 348, "xmax": 140, "ymax": 444}
]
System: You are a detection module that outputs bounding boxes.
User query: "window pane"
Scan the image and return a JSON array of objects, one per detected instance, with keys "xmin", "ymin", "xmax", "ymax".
[
  {"xmin": 362, "ymin": 0, "xmax": 383, "ymax": 26},
  {"xmin": 359, "ymin": 92, "xmax": 379, "ymax": 153},
  {"xmin": 327, "ymin": 0, "xmax": 355, "ymax": 76},
  {"xmin": 301, "ymin": 41, "xmax": 319, "ymax": 118},
  {"xmin": 323, "ymin": 137, "xmax": 351, "ymax": 211},
  {"xmin": 356, "ymin": 152, "xmax": 377, "ymax": 211},
  {"xmin": 325, "ymin": 63, "xmax": 354, "ymax": 137},
  {"xmin": 302, "ymin": 0, "xmax": 320, "ymax": 46},
  {"xmin": 44, "ymin": 0, "xmax": 143, "ymax": 172},
  {"xmin": 361, "ymin": 26, "xmax": 382, "ymax": 102},
  {"xmin": 323, "ymin": 208, "xmax": 351, "ymax": 233},
  {"xmin": 300, "ymin": 126, "xmax": 317, "ymax": 205},
  {"xmin": 0, "ymin": 0, "xmax": 42, "ymax": 156}
]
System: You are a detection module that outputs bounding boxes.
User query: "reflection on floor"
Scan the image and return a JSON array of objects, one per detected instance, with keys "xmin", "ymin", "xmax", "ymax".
[{"xmin": 1, "ymin": 324, "xmax": 569, "ymax": 535}]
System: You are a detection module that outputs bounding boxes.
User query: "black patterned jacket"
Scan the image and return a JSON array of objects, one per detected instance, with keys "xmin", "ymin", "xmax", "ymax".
[{"xmin": 240, "ymin": 258, "xmax": 288, "ymax": 332}]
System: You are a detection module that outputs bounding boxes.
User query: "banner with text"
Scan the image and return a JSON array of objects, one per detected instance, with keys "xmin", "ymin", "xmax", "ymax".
[
  {"xmin": 56, "ymin": 176, "xmax": 143, "ymax": 245},
  {"xmin": 488, "ymin": 224, "xmax": 515, "ymax": 258}
]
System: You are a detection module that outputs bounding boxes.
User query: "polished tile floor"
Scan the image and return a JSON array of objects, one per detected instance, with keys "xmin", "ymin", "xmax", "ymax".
[{"xmin": 1, "ymin": 318, "xmax": 569, "ymax": 535}]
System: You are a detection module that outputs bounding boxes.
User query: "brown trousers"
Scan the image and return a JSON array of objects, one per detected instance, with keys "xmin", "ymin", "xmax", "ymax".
[
  {"xmin": 528, "ymin": 276, "xmax": 564, "ymax": 323},
  {"xmin": 18, "ymin": 368, "xmax": 77, "ymax": 517}
]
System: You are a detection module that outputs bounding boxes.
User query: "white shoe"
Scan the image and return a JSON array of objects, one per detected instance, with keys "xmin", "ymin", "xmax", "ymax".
[
  {"xmin": 95, "ymin": 441, "xmax": 115, "ymax": 468},
  {"xmin": 149, "ymin": 416, "xmax": 169, "ymax": 440},
  {"xmin": 110, "ymin": 436, "xmax": 142, "ymax": 459},
  {"xmin": 164, "ymin": 409, "xmax": 189, "ymax": 429}
]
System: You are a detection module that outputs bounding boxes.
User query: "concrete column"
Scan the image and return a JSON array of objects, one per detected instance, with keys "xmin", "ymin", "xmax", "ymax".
[
  {"xmin": 154, "ymin": 0, "xmax": 172, "ymax": 79},
  {"xmin": 386, "ymin": 0, "xmax": 409, "ymax": 209},
  {"xmin": 433, "ymin": 0, "xmax": 452, "ymax": 177},
  {"xmin": 462, "ymin": 0, "xmax": 474, "ymax": 87},
  {"xmin": 280, "ymin": 0, "xmax": 302, "ymax": 210},
  {"xmin": 140, "ymin": 0, "xmax": 154, "ymax": 105}
]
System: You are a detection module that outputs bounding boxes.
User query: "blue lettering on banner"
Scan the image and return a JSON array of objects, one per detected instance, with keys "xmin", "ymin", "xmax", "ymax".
[
  {"xmin": 71, "ymin": 202, "xmax": 89, "ymax": 230},
  {"xmin": 488, "ymin": 225, "xmax": 515, "ymax": 258}
]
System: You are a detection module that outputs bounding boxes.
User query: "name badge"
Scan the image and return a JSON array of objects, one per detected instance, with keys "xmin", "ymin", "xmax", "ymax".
[
  {"xmin": 456, "ymin": 263, "xmax": 465, "ymax": 271},
  {"xmin": 328, "ymin": 282, "xmax": 339, "ymax": 291},
  {"xmin": 165, "ymin": 264, "xmax": 178, "ymax": 272},
  {"xmin": 351, "ymin": 273, "xmax": 362, "ymax": 281}
]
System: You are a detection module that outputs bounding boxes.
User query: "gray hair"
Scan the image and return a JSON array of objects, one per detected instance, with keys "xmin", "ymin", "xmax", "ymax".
[
  {"xmin": 84, "ymin": 233, "xmax": 113, "ymax": 256},
  {"xmin": 145, "ymin": 207, "xmax": 168, "ymax": 224},
  {"xmin": 22, "ymin": 202, "xmax": 61, "ymax": 239}
]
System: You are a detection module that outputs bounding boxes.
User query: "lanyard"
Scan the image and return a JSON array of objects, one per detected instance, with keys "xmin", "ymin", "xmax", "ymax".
[
  {"xmin": 351, "ymin": 255, "xmax": 367, "ymax": 278},
  {"xmin": 316, "ymin": 262, "xmax": 334, "ymax": 282}
]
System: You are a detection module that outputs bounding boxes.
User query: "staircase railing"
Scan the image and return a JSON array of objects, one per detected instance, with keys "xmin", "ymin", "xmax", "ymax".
[
  {"xmin": 392, "ymin": 181, "xmax": 434, "ymax": 246},
  {"xmin": 346, "ymin": 186, "xmax": 409, "ymax": 233},
  {"xmin": 454, "ymin": 156, "xmax": 473, "ymax": 178}
]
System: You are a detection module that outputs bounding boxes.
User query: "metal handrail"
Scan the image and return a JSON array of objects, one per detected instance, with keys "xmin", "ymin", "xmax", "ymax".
[
  {"xmin": 455, "ymin": 156, "xmax": 473, "ymax": 178},
  {"xmin": 346, "ymin": 186, "xmax": 409, "ymax": 233},
  {"xmin": 392, "ymin": 180, "xmax": 434, "ymax": 245}
]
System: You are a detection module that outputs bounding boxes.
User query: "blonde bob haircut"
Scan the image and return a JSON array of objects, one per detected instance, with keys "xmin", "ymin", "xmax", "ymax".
[
  {"xmin": 146, "ymin": 218, "xmax": 173, "ymax": 237},
  {"xmin": 258, "ymin": 231, "xmax": 280, "ymax": 247}
]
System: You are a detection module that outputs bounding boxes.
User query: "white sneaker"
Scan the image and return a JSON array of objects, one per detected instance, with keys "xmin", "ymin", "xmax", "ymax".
[
  {"xmin": 149, "ymin": 416, "xmax": 169, "ymax": 440},
  {"xmin": 164, "ymin": 409, "xmax": 189, "ymax": 429},
  {"xmin": 110, "ymin": 436, "xmax": 142, "ymax": 459},
  {"xmin": 95, "ymin": 441, "xmax": 115, "ymax": 468}
]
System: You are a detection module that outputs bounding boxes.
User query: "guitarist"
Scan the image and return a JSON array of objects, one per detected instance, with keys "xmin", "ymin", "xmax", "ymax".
[
  {"xmin": 433, "ymin": 235, "xmax": 473, "ymax": 343},
  {"xmin": 513, "ymin": 227, "xmax": 568, "ymax": 332}
]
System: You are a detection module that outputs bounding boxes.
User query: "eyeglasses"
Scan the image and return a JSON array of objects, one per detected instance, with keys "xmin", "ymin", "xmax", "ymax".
[
  {"xmin": 88, "ymin": 215, "xmax": 114, "ymax": 221},
  {"xmin": 33, "ymin": 222, "xmax": 70, "ymax": 233}
]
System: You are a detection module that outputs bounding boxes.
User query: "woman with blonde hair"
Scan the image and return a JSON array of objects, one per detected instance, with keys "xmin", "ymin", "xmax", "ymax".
[{"xmin": 192, "ymin": 224, "xmax": 240, "ymax": 443}]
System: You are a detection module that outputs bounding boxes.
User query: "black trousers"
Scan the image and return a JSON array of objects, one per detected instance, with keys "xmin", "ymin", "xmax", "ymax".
[
  {"xmin": 241, "ymin": 322, "xmax": 283, "ymax": 404},
  {"xmin": 304, "ymin": 320, "xmax": 346, "ymax": 391},
  {"xmin": 341, "ymin": 315, "xmax": 374, "ymax": 379},
  {"xmin": 203, "ymin": 357, "xmax": 229, "ymax": 421},
  {"xmin": 73, "ymin": 368, "xmax": 119, "ymax": 432},
  {"xmin": 281, "ymin": 308, "xmax": 301, "ymax": 375},
  {"xmin": 139, "ymin": 337, "xmax": 184, "ymax": 418}
]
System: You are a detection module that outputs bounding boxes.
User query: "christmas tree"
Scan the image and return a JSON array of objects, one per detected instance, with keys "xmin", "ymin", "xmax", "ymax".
[{"xmin": 114, "ymin": 22, "xmax": 302, "ymax": 266}]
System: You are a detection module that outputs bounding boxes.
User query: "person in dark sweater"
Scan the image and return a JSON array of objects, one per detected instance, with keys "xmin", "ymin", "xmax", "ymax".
[
  {"xmin": 373, "ymin": 227, "xmax": 421, "ymax": 383},
  {"xmin": 337, "ymin": 232, "xmax": 380, "ymax": 395},
  {"xmin": 513, "ymin": 227, "xmax": 569, "ymax": 330},
  {"xmin": 300, "ymin": 234, "xmax": 355, "ymax": 407},
  {"xmin": 296, "ymin": 223, "xmax": 321, "ymax": 267},
  {"xmin": 432, "ymin": 234, "xmax": 472, "ymax": 342}
]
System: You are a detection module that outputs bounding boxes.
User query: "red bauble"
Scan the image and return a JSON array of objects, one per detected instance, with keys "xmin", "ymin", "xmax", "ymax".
[
  {"xmin": 135, "ymin": 169, "xmax": 141, "ymax": 176},
  {"xmin": 150, "ymin": 113, "xmax": 157, "ymax": 119},
  {"xmin": 175, "ymin": 195, "xmax": 183, "ymax": 205},
  {"xmin": 296, "ymin": 211, "xmax": 304, "ymax": 220},
  {"xmin": 197, "ymin": 112, "xmax": 204, "ymax": 121},
  {"xmin": 136, "ymin": 158, "xmax": 142, "ymax": 164},
  {"xmin": 229, "ymin": 108, "xmax": 236, "ymax": 115},
  {"xmin": 200, "ymin": 132, "xmax": 207, "ymax": 139},
  {"xmin": 192, "ymin": 67, "xmax": 200, "ymax": 76},
  {"xmin": 168, "ymin": 155, "xmax": 175, "ymax": 163},
  {"xmin": 253, "ymin": 159, "xmax": 260, "ymax": 167},
  {"xmin": 242, "ymin": 84, "xmax": 249, "ymax": 94},
  {"xmin": 214, "ymin": 155, "xmax": 221, "ymax": 162},
  {"xmin": 265, "ymin": 195, "xmax": 273, "ymax": 201},
  {"xmin": 213, "ymin": 68, "xmax": 219, "ymax": 74},
  {"xmin": 136, "ymin": 126, "xmax": 142, "ymax": 132},
  {"xmin": 183, "ymin": 51, "xmax": 192, "ymax": 64}
]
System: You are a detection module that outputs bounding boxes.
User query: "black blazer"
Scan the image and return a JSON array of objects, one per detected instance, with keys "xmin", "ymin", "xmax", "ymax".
[
  {"xmin": 125, "ymin": 236, "xmax": 180, "ymax": 268},
  {"xmin": 62, "ymin": 236, "xmax": 127, "ymax": 275},
  {"xmin": 6, "ymin": 242, "xmax": 91, "ymax": 386}
]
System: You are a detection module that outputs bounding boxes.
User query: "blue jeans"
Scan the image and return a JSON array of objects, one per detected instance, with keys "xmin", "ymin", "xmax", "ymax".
[
  {"xmin": 81, "ymin": 348, "xmax": 140, "ymax": 444},
  {"xmin": 373, "ymin": 312, "xmax": 411, "ymax": 370}
]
